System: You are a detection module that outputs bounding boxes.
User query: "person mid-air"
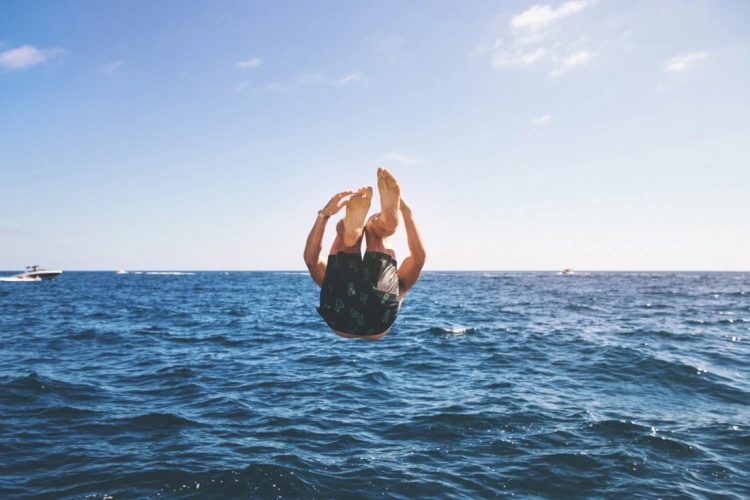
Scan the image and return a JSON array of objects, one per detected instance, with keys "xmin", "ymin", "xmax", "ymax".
[{"xmin": 303, "ymin": 168, "xmax": 426, "ymax": 340}]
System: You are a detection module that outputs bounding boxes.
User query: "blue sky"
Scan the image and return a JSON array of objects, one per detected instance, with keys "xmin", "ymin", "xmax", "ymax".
[{"xmin": 1, "ymin": 1, "xmax": 748, "ymax": 271}]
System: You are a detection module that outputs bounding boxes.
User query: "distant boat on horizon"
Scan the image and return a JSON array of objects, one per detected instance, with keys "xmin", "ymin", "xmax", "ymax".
[
  {"xmin": 10, "ymin": 265, "xmax": 62, "ymax": 281},
  {"xmin": 116, "ymin": 269, "xmax": 128, "ymax": 274},
  {"xmin": 561, "ymin": 268, "xmax": 574, "ymax": 275}
]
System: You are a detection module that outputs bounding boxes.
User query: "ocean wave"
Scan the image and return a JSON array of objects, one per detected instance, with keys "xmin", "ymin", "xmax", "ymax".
[
  {"xmin": 428, "ymin": 326, "xmax": 479, "ymax": 335},
  {"xmin": 144, "ymin": 272, "xmax": 197, "ymax": 276},
  {"xmin": 121, "ymin": 411, "xmax": 206, "ymax": 430},
  {"xmin": 95, "ymin": 464, "xmax": 320, "ymax": 500},
  {"xmin": 0, "ymin": 372, "xmax": 104, "ymax": 405},
  {"xmin": 169, "ymin": 333, "xmax": 245, "ymax": 347},
  {"xmin": 634, "ymin": 433, "xmax": 700, "ymax": 456}
]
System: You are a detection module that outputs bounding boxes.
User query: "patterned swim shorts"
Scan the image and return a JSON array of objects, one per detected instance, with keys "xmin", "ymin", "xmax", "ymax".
[{"xmin": 317, "ymin": 251, "xmax": 401, "ymax": 336}]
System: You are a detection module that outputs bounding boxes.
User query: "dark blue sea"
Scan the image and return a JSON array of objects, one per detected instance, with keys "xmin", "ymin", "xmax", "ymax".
[{"xmin": 1, "ymin": 271, "xmax": 748, "ymax": 499}]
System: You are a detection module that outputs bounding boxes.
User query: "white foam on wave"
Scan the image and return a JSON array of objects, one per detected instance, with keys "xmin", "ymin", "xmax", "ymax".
[
  {"xmin": 145, "ymin": 272, "xmax": 196, "ymax": 276},
  {"xmin": 439, "ymin": 326, "xmax": 474, "ymax": 335}
]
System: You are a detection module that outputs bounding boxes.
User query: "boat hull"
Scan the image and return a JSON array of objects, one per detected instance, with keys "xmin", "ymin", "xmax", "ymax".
[{"xmin": 13, "ymin": 271, "xmax": 63, "ymax": 281}]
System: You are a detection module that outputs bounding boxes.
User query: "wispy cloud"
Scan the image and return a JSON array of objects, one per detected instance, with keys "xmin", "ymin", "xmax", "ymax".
[
  {"xmin": 550, "ymin": 50, "xmax": 594, "ymax": 76},
  {"xmin": 511, "ymin": 1, "xmax": 594, "ymax": 32},
  {"xmin": 0, "ymin": 228, "xmax": 31, "ymax": 237},
  {"xmin": 334, "ymin": 72, "xmax": 365, "ymax": 86},
  {"xmin": 472, "ymin": 39, "xmax": 504, "ymax": 57},
  {"xmin": 493, "ymin": 47, "xmax": 550, "ymax": 68},
  {"xmin": 0, "ymin": 45, "xmax": 64, "ymax": 70},
  {"xmin": 384, "ymin": 152, "xmax": 421, "ymax": 166},
  {"xmin": 264, "ymin": 72, "xmax": 366, "ymax": 91},
  {"xmin": 665, "ymin": 51, "xmax": 708, "ymax": 72},
  {"xmin": 98, "ymin": 60, "xmax": 124, "ymax": 77},
  {"xmin": 531, "ymin": 114, "xmax": 553, "ymax": 125},
  {"xmin": 236, "ymin": 58, "xmax": 262, "ymax": 69},
  {"xmin": 298, "ymin": 72, "xmax": 366, "ymax": 86},
  {"xmin": 480, "ymin": 1, "xmax": 597, "ymax": 77}
]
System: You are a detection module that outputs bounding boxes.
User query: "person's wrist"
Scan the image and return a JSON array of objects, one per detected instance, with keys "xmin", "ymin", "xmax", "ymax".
[{"xmin": 317, "ymin": 210, "xmax": 330, "ymax": 220}]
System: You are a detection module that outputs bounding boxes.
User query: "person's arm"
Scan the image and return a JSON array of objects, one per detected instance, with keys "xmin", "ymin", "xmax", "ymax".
[
  {"xmin": 397, "ymin": 198, "xmax": 426, "ymax": 297},
  {"xmin": 303, "ymin": 191, "xmax": 353, "ymax": 287}
]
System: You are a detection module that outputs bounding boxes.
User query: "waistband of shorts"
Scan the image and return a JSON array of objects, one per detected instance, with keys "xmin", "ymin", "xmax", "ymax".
[
  {"xmin": 327, "ymin": 251, "xmax": 397, "ymax": 267},
  {"xmin": 363, "ymin": 251, "xmax": 397, "ymax": 267}
]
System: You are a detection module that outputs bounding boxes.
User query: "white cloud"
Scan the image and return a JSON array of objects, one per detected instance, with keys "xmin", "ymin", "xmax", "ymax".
[
  {"xmin": 295, "ymin": 72, "xmax": 366, "ymax": 86},
  {"xmin": 335, "ymin": 72, "xmax": 365, "ymax": 86},
  {"xmin": 550, "ymin": 50, "xmax": 594, "ymax": 76},
  {"xmin": 531, "ymin": 114, "xmax": 553, "ymax": 125},
  {"xmin": 262, "ymin": 72, "xmax": 366, "ymax": 92},
  {"xmin": 511, "ymin": 1, "xmax": 594, "ymax": 32},
  {"xmin": 98, "ymin": 60, "xmax": 124, "ymax": 77},
  {"xmin": 493, "ymin": 47, "xmax": 550, "ymax": 68},
  {"xmin": 236, "ymin": 58, "xmax": 262, "ymax": 69},
  {"xmin": 665, "ymin": 51, "xmax": 708, "ymax": 72},
  {"xmin": 0, "ymin": 45, "xmax": 44, "ymax": 69},
  {"xmin": 514, "ymin": 31, "xmax": 551, "ymax": 46},
  {"xmin": 384, "ymin": 152, "xmax": 421, "ymax": 166},
  {"xmin": 0, "ymin": 45, "xmax": 64, "ymax": 70},
  {"xmin": 480, "ymin": 1, "xmax": 598, "ymax": 77}
]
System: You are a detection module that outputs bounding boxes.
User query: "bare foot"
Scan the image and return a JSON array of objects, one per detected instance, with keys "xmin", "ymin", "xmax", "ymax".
[
  {"xmin": 343, "ymin": 187, "xmax": 372, "ymax": 247},
  {"xmin": 377, "ymin": 167, "xmax": 401, "ymax": 230}
]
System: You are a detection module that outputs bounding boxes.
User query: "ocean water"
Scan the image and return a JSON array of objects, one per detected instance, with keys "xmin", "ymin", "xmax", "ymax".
[{"xmin": 0, "ymin": 271, "xmax": 748, "ymax": 500}]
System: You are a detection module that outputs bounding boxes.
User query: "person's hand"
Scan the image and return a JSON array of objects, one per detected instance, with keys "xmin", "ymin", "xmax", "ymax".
[{"xmin": 321, "ymin": 191, "xmax": 355, "ymax": 218}]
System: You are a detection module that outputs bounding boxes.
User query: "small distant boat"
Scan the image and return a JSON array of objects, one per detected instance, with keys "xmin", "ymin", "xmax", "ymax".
[
  {"xmin": 116, "ymin": 269, "xmax": 128, "ymax": 274},
  {"xmin": 562, "ymin": 268, "xmax": 574, "ymax": 275},
  {"xmin": 12, "ymin": 265, "xmax": 62, "ymax": 281}
]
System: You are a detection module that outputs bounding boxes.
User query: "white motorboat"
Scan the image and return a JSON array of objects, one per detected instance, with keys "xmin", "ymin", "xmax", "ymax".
[{"xmin": 12, "ymin": 265, "xmax": 63, "ymax": 281}]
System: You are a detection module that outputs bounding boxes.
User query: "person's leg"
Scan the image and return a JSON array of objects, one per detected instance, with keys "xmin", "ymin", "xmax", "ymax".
[
  {"xmin": 328, "ymin": 186, "xmax": 372, "ymax": 255},
  {"xmin": 343, "ymin": 186, "xmax": 372, "ymax": 248},
  {"xmin": 364, "ymin": 168, "xmax": 401, "ymax": 256},
  {"xmin": 378, "ymin": 167, "xmax": 400, "ymax": 233},
  {"xmin": 364, "ymin": 213, "xmax": 396, "ymax": 259}
]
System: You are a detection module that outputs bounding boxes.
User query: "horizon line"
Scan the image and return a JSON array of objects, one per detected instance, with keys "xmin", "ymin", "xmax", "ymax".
[{"xmin": 1, "ymin": 269, "xmax": 747, "ymax": 273}]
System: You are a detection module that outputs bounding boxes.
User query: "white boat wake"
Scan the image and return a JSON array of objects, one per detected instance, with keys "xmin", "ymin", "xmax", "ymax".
[{"xmin": 0, "ymin": 276, "xmax": 42, "ymax": 282}]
